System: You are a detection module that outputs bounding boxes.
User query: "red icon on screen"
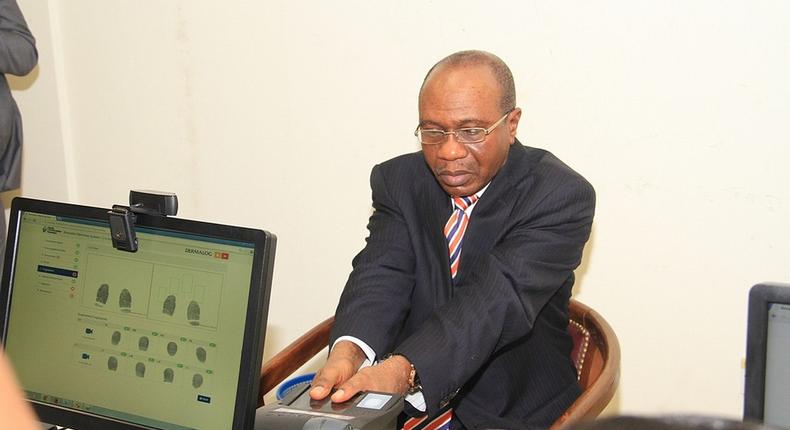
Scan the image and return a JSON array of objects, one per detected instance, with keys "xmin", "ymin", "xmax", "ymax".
[{"xmin": 210, "ymin": 251, "xmax": 230, "ymax": 260}]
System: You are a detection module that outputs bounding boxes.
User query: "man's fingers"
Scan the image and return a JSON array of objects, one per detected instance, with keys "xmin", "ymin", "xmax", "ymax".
[
  {"xmin": 331, "ymin": 378, "xmax": 362, "ymax": 403},
  {"xmin": 310, "ymin": 342, "xmax": 373, "ymax": 402},
  {"xmin": 320, "ymin": 358, "xmax": 408, "ymax": 403},
  {"xmin": 309, "ymin": 369, "xmax": 339, "ymax": 400},
  {"xmin": 308, "ymin": 384, "xmax": 330, "ymax": 400},
  {"xmin": 329, "ymin": 388, "xmax": 347, "ymax": 403}
]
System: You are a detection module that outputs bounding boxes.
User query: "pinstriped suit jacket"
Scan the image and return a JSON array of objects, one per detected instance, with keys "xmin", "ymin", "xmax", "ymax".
[{"xmin": 330, "ymin": 140, "xmax": 595, "ymax": 429}]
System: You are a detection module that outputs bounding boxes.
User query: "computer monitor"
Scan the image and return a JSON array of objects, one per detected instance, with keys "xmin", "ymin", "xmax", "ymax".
[
  {"xmin": 0, "ymin": 197, "xmax": 276, "ymax": 430},
  {"xmin": 744, "ymin": 282, "xmax": 790, "ymax": 429}
]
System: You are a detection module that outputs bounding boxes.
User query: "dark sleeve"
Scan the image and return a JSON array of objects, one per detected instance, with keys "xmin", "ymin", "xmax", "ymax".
[
  {"xmin": 329, "ymin": 164, "xmax": 416, "ymax": 356},
  {"xmin": 395, "ymin": 175, "xmax": 596, "ymax": 414},
  {"xmin": 0, "ymin": 0, "xmax": 38, "ymax": 76}
]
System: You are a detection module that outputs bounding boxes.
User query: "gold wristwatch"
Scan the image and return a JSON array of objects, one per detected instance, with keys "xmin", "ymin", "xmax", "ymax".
[{"xmin": 386, "ymin": 353, "xmax": 422, "ymax": 395}]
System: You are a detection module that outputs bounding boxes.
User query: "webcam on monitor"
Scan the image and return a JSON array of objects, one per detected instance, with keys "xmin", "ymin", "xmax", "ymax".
[{"xmin": 108, "ymin": 190, "xmax": 179, "ymax": 252}]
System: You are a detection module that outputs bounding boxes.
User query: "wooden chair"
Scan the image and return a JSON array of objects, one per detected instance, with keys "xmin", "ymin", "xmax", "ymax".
[
  {"xmin": 258, "ymin": 299, "xmax": 620, "ymax": 429},
  {"xmin": 549, "ymin": 299, "xmax": 620, "ymax": 429}
]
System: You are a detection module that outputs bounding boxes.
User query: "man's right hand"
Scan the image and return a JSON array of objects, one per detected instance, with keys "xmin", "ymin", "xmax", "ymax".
[{"xmin": 309, "ymin": 340, "xmax": 367, "ymax": 401}]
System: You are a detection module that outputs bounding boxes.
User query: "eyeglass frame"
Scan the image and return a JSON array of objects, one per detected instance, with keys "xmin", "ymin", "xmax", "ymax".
[{"xmin": 414, "ymin": 109, "xmax": 514, "ymax": 145}]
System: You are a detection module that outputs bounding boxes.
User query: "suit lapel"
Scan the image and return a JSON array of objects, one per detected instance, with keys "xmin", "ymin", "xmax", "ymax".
[
  {"xmin": 417, "ymin": 177, "xmax": 451, "ymax": 279},
  {"xmin": 416, "ymin": 166, "xmax": 454, "ymax": 303},
  {"xmin": 455, "ymin": 141, "xmax": 529, "ymax": 287}
]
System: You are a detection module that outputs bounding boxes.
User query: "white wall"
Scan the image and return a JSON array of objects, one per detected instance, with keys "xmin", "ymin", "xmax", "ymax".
[{"xmin": 12, "ymin": 0, "xmax": 790, "ymax": 418}]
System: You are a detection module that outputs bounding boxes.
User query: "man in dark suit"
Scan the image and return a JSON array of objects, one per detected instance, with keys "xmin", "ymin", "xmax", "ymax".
[{"xmin": 310, "ymin": 50, "xmax": 595, "ymax": 429}]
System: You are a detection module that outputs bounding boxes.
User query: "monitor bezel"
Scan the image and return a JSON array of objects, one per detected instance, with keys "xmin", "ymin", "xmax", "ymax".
[
  {"xmin": 0, "ymin": 197, "xmax": 276, "ymax": 430},
  {"xmin": 744, "ymin": 281, "xmax": 790, "ymax": 423}
]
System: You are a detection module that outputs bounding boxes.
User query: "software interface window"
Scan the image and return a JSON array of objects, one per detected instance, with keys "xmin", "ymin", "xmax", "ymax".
[
  {"xmin": 5, "ymin": 212, "xmax": 256, "ymax": 430},
  {"xmin": 765, "ymin": 302, "xmax": 790, "ymax": 428}
]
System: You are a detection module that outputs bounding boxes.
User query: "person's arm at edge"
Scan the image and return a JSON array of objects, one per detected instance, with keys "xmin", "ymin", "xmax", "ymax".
[
  {"xmin": 0, "ymin": 0, "xmax": 38, "ymax": 75},
  {"xmin": 0, "ymin": 349, "xmax": 39, "ymax": 430}
]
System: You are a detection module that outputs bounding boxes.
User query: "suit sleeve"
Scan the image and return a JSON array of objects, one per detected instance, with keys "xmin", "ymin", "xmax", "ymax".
[
  {"xmin": 329, "ymin": 164, "xmax": 416, "ymax": 356},
  {"xmin": 395, "ymin": 174, "xmax": 596, "ymax": 414},
  {"xmin": 0, "ymin": 0, "xmax": 38, "ymax": 76}
]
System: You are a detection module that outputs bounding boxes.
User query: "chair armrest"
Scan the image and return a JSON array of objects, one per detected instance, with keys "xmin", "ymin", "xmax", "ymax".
[{"xmin": 258, "ymin": 316, "xmax": 334, "ymax": 406}]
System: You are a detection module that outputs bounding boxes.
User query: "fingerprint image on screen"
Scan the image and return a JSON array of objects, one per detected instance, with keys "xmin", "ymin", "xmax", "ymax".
[
  {"xmin": 119, "ymin": 289, "xmax": 132, "ymax": 312},
  {"xmin": 163, "ymin": 368, "xmax": 174, "ymax": 383},
  {"xmin": 166, "ymin": 341, "xmax": 177, "ymax": 357},
  {"xmin": 138, "ymin": 336, "xmax": 149, "ymax": 351},
  {"xmin": 187, "ymin": 300, "xmax": 200, "ymax": 326},
  {"xmin": 162, "ymin": 295, "xmax": 176, "ymax": 316},
  {"xmin": 192, "ymin": 373, "xmax": 203, "ymax": 389},
  {"xmin": 96, "ymin": 284, "xmax": 109, "ymax": 305}
]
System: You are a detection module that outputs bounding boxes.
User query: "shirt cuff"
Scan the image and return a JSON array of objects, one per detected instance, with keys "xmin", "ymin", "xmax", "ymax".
[
  {"xmin": 405, "ymin": 391, "xmax": 426, "ymax": 412},
  {"xmin": 332, "ymin": 336, "xmax": 374, "ymax": 369}
]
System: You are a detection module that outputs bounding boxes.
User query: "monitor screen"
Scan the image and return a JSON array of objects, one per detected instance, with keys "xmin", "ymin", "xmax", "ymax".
[
  {"xmin": 745, "ymin": 282, "xmax": 790, "ymax": 429},
  {"xmin": 764, "ymin": 302, "xmax": 790, "ymax": 426},
  {"xmin": 0, "ymin": 198, "xmax": 276, "ymax": 430}
]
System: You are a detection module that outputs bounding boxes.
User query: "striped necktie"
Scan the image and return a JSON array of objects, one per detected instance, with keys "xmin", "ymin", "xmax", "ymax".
[
  {"xmin": 401, "ymin": 195, "xmax": 478, "ymax": 430},
  {"xmin": 402, "ymin": 407, "xmax": 452, "ymax": 430},
  {"xmin": 445, "ymin": 195, "xmax": 478, "ymax": 279}
]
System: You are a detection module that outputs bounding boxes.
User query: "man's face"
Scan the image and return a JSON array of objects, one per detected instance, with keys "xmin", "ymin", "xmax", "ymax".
[{"xmin": 418, "ymin": 64, "xmax": 521, "ymax": 197}]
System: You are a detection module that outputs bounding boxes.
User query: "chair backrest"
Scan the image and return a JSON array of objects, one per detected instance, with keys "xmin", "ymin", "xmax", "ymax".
[
  {"xmin": 259, "ymin": 299, "xmax": 620, "ymax": 428},
  {"xmin": 550, "ymin": 299, "xmax": 621, "ymax": 429}
]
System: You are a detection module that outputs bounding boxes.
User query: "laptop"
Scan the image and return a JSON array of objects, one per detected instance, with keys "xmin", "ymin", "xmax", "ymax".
[
  {"xmin": 744, "ymin": 282, "xmax": 790, "ymax": 429},
  {"xmin": 0, "ymin": 197, "xmax": 276, "ymax": 430}
]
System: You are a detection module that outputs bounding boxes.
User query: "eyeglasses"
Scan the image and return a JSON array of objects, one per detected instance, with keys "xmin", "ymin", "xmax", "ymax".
[{"xmin": 414, "ymin": 110, "xmax": 513, "ymax": 145}]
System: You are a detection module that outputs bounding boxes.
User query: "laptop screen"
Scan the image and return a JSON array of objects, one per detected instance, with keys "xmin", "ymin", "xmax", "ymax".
[
  {"xmin": 745, "ymin": 282, "xmax": 790, "ymax": 429},
  {"xmin": 1, "ymin": 198, "xmax": 276, "ymax": 430}
]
